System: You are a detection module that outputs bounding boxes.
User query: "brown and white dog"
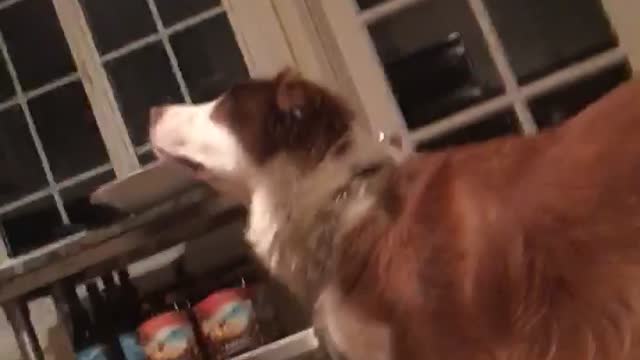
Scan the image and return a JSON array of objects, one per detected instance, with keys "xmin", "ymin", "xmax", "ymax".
[{"xmin": 150, "ymin": 68, "xmax": 640, "ymax": 360}]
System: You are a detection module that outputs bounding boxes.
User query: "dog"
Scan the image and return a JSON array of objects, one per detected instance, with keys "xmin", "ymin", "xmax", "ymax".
[{"xmin": 150, "ymin": 68, "xmax": 640, "ymax": 360}]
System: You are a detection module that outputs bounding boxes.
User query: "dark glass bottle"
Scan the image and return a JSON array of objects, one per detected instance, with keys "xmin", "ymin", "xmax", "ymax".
[
  {"xmin": 87, "ymin": 282, "xmax": 109, "ymax": 336},
  {"xmin": 101, "ymin": 275, "xmax": 118, "ymax": 303},
  {"xmin": 101, "ymin": 274, "xmax": 129, "ymax": 360},
  {"xmin": 62, "ymin": 282, "xmax": 94, "ymax": 355},
  {"xmin": 83, "ymin": 281, "xmax": 118, "ymax": 360},
  {"xmin": 139, "ymin": 298, "xmax": 159, "ymax": 325},
  {"xmin": 115, "ymin": 270, "xmax": 145, "ymax": 360},
  {"xmin": 118, "ymin": 270, "xmax": 142, "ymax": 328}
]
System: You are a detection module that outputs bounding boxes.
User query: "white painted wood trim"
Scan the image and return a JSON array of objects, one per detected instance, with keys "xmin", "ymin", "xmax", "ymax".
[
  {"xmin": 0, "ymin": 225, "xmax": 8, "ymax": 264},
  {"xmin": 222, "ymin": 0, "xmax": 375, "ymax": 138},
  {"xmin": 521, "ymin": 47, "xmax": 627, "ymax": 99},
  {"xmin": 271, "ymin": 0, "xmax": 338, "ymax": 89},
  {"xmin": 467, "ymin": 0, "xmax": 538, "ymax": 135},
  {"xmin": 0, "ymin": 33, "xmax": 70, "ymax": 223},
  {"xmin": 410, "ymin": 47, "xmax": 626, "ymax": 145},
  {"xmin": 145, "ymin": 0, "xmax": 192, "ymax": 104},
  {"xmin": 100, "ymin": 7, "xmax": 225, "ymax": 64},
  {"xmin": 271, "ymin": 0, "xmax": 370, "ymax": 127},
  {"xmin": 307, "ymin": 0, "xmax": 412, "ymax": 154},
  {"xmin": 222, "ymin": 0, "xmax": 295, "ymax": 78},
  {"xmin": 223, "ymin": 0, "xmax": 365, "ymax": 116},
  {"xmin": 410, "ymin": 94, "xmax": 513, "ymax": 144},
  {"xmin": 601, "ymin": 0, "xmax": 640, "ymax": 74},
  {"xmin": 360, "ymin": 0, "xmax": 423, "ymax": 25},
  {"xmin": 52, "ymin": 0, "xmax": 140, "ymax": 178}
]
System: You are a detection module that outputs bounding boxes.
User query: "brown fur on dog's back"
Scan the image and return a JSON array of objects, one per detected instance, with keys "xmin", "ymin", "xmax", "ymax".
[{"xmin": 337, "ymin": 80, "xmax": 640, "ymax": 359}]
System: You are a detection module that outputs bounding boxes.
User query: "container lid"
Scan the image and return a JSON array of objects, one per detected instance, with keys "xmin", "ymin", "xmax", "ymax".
[
  {"xmin": 138, "ymin": 311, "xmax": 189, "ymax": 340},
  {"xmin": 194, "ymin": 287, "xmax": 251, "ymax": 316}
]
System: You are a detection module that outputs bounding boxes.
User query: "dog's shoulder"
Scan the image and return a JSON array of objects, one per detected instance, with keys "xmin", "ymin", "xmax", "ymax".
[
  {"xmin": 334, "ymin": 79, "xmax": 640, "ymax": 359},
  {"xmin": 399, "ymin": 80, "xmax": 640, "ymax": 358}
]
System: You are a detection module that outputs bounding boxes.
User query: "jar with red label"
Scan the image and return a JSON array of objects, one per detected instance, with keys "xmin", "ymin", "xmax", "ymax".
[
  {"xmin": 194, "ymin": 287, "xmax": 263, "ymax": 359},
  {"xmin": 138, "ymin": 309, "xmax": 203, "ymax": 360}
]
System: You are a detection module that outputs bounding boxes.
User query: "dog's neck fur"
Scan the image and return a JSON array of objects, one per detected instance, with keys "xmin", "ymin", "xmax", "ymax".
[{"xmin": 246, "ymin": 124, "xmax": 393, "ymax": 301}]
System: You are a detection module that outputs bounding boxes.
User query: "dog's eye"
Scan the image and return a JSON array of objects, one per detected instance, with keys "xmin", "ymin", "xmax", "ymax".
[{"xmin": 290, "ymin": 107, "xmax": 303, "ymax": 120}]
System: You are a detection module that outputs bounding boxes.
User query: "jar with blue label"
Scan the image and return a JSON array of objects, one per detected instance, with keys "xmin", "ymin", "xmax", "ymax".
[
  {"xmin": 194, "ymin": 287, "xmax": 263, "ymax": 359},
  {"xmin": 76, "ymin": 344, "xmax": 114, "ymax": 360},
  {"xmin": 118, "ymin": 332, "xmax": 145, "ymax": 360}
]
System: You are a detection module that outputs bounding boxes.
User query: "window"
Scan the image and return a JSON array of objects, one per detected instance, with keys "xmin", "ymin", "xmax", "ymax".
[
  {"xmin": 0, "ymin": 0, "xmax": 288, "ymax": 257},
  {"xmin": 0, "ymin": 0, "xmax": 633, "ymax": 259},
  {"xmin": 1, "ymin": 0, "xmax": 636, "ymax": 258},
  {"xmin": 416, "ymin": 110, "xmax": 519, "ymax": 151},
  {"xmin": 0, "ymin": 0, "xmax": 111, "ymax": 256},
  {"xmin": 368, "ymin": 0, "xmax": 503, "ymax": 129},
  {"xmin": 530, "ymin": 63, "xmax": 630, "ymax": 129},
  {"xmin": 300, "ymin": 0, "xmax": 635, "ymax": 154},
  {"xmin": 0, "ymin": 1, "xmax": 637, "ymax": 358},
  {"xmin": 80, "ymin": 0, "xmax": 248, "ymax": 158}
]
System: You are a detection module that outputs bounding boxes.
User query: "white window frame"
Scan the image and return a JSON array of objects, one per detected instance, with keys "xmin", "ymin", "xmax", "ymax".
[
  {"xmin": 277, "ymin": 0, "xmax": 637, "ymax": 157},
  {"xmin": 0, "ymin": 0, "xmax": 295, "ymax": 225},
  {"xmin": 602, "ymin": 0, "xmax": 640, "ymax": 72},
  {"xmin": 1, "ymin": 0, "xmax": 635, "ymax": 247}
]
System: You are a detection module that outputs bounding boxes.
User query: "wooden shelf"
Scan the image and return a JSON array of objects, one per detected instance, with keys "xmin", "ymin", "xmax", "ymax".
[
  {"xmin": 0, "ymin": 161, "xmax": 326, "ymax": 360},
  {"xmin": 0, "ymin": 186, "xmax": 242, "ymax": 302},
  {"xmin": 232, "ymin": 329, "xmax": 320, "ymax": 360}
]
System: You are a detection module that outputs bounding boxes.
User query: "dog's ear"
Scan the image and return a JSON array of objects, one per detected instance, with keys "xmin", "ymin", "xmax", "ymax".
[
  {"xmin": 270, "ymin": 67, "xmax": 352, "ymax": 162},
  {"xmin": 274, "ymin": 68, "xmax": 318, "ymax": 120}
]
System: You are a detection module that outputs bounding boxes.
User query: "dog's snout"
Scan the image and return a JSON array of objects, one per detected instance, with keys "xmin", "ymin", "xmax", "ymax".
[{"xmin": 149, "ymin": 106, "xmax": 168, "ymax": 128}]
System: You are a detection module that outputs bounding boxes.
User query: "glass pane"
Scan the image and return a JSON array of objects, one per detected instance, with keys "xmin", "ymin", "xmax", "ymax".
[
  {"xmin": 29, "ymin": 81, "xmax": 110, "ymax": 182},
  {"xmin": 0, "ymin": 56, "xmax": 14, "ymax": 102},
  {"xmin": 138, "ymin": 148, "xmax": 156, "ymax": 166},
  {"xmin": 417, "ymin": 111, "xmax": 519, "ymax": 151},
  {"xmin": 61, "ymin": 170, "xmax": 127, "ymax": 230},
  {"xmin": 155, "ymin": 0, "xmax": 221, "ymax": 27},
  {"xmin": 170, "ymin": 14, "xmax": 249, "ymax": 103},
  {"xmin": 106, "ymin": 43, "xmax": 184, "ymax": 146},
  {"xmin": 357, "ymin": 0, "xmax": 386, "ymax": 10},
  {"xmin": 81, "ymin": 0, "xmax": 157, "ymax": 55},
  {"xmin": 0, "ymin": 106, "xmax": 48, "ymax": 205},
  {"xmin": 1, "ymin": 196, "xmax": 62, "ymax": 257},
  {"xmin": 368, "ymin": 0, "xmax": 502, "ymax": 129},
  {"xmin": 531, "ymin": 64, "xmax": 631, "ymax": 129},
  {"xmin": 0, "ymin": 0, "xmax": 76, "ymax": 90},
  {"xmin": 486, "ymin": 0, "xmax": 617, "ymax": 82}
]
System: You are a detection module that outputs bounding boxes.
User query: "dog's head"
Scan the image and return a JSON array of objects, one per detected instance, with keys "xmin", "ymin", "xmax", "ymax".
[{"xmin": 149, "ymin": 69, "xmax": 355, "ymax": 200}]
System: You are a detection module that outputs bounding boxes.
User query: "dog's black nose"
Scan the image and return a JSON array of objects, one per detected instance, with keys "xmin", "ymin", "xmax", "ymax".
[{"xmin": 149, "ymin": 106, "xmax": 167, "ymax": 128}]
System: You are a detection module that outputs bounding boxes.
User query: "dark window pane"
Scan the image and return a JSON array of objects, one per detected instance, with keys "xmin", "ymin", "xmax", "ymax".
[
  {"xmin": 417, "ymin": 111, "xmax": 519, "ymax": 151},
  {"xmin": 0, "ymin": 0, "xmax": 76, "ymax": 90},
  {"xmin": 29, "ymin": 82, "xmax": 110, "ymax": 181},
  {"xmin": 1, "ymin": 196, "xmax": 62, "ymax": 257},
  {"xmin": 155, "ymin": 0, "xmax": 221, "ymax": 27},
  {"xmin": 81, "ymin": 0, "xmax": 157, "ymax": 55},
  {"xmin": 0, "ymin": 106, "xmax": 48, "ymax": 205},
  {"xmin": 138, "ymin": 149, "xmax": 156, "ymax": 166},
  {"xmin": 170, "ymin": 15, "xmax": 249, "ymax": 103},
  {"xmin": 486, "ymin": 0, "xmax": 617, "ymax": 82},
  {"xmin": 531, "ymin": 64, "xmax": 631, "ymax": 129},
  {"xmin": 106, "ymin": 43, "xmax": 184, "ymax": 146},
  {"xmin": 369, "ymin": 0, "xmax": 502, "ymax": 129},
  {"xmin": 356, "ymin": 0, "xmax": 385, "ymax": 10},
  {"xmin": 62, "ymin": 170, "xmax": 125, "ymax": 230},
  {"xmin": 0, "ymin": 56, "xmax": 14, "ymax": 102}
]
